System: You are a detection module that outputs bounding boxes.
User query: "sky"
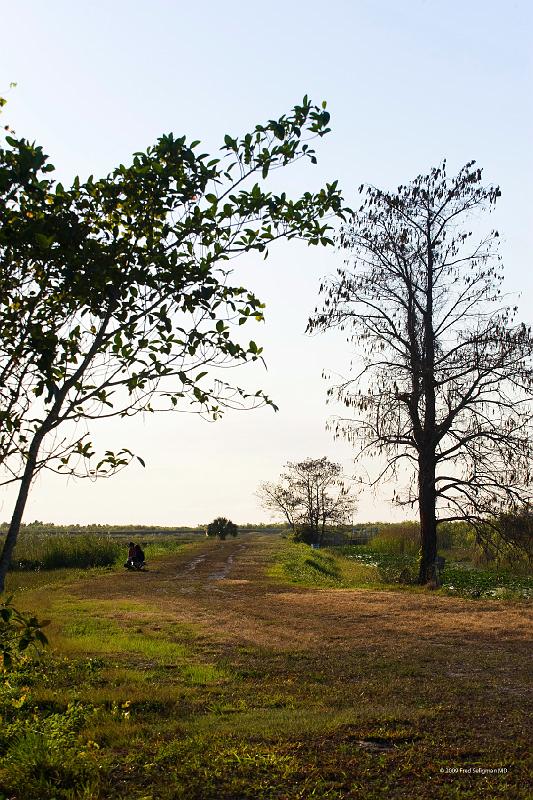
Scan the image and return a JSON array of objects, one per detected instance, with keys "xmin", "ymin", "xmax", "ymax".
[{"xmin": 1, "ymin": 0, "xmax": 532, "ymax": 526}]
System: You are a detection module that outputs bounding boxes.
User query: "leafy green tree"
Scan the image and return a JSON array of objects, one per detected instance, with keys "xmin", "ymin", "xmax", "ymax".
[
  {"xmin": 310, "ymin": 161, "xmax": 533, "ymax": 583},
  {"xmin": 0, "ymin": 97, "xmax": 344, "ymax": 592},
  {"xmin": 206, "ymin": 517, "xmax": 238, "ymax": 540}
]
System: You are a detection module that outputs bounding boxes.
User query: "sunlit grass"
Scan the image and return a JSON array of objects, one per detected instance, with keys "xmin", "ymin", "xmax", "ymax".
[
  {"xmin": 269, "ymin": 540, "xmax": 389, "ymax": 589},
  {"xmin": 5, "ymin": 565, "xmax": 117, "ymax": 595}
]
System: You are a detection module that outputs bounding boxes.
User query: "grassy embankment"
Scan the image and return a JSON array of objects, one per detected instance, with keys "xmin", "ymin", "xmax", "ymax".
[
  {"xmin": 270, "ymin": 539, "xmax": 533, "ymax": 599},
  {"xmin": 0, "ymin": 534, "xmax": 531, "ymax": 799}
]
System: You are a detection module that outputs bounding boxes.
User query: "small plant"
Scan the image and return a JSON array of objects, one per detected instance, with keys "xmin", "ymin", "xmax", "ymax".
[
  {"xmin": 206, "ymin": 518, "xmax": 238, "ymax": 540},
  {"xmin": 0, "ymin": 597, "xmax": 49, "ymax": 671}
]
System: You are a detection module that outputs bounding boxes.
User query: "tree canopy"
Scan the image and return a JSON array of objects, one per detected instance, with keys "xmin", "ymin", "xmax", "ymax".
[
  {"xmin": 309, "ymin": 161, "xmax": 533, "ymax": 582},
  {"xmin": 0, "ymin": 97, "xmax": 344, "ymax": 591}
]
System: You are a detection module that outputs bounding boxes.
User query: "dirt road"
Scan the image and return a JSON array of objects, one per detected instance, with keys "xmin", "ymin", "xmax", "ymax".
[{"xmin": 72, "ymin": 534, "xmax": 532, "ymax": 663}]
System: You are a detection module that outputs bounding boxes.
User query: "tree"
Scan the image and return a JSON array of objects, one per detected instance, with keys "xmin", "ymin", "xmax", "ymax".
[
  {"xmin": 0, "ymin": 97, "xmax": 345, "ymax": 592},
  {"xmin": 309, "ymin": 161, "xmax": 533, "ymax": 583},
  {"xmin": 258, "ymin": 457, "xmax": 355, "ymax": 545},
  {"xmin": 206, "ymin": 517, "xmax": 238, "ymax": 540}
]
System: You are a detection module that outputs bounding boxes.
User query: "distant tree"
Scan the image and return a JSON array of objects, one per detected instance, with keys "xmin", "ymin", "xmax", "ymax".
[
  {"xmin": 309, "ymin": 161, "xmax": 533, "ymax": 583},
  {"xmin": 206, "ymin": 517, "xmax": 238, "ymax": 540},
  {"xmin": 0, "ymin": 97, "xmax": 344, "ymax": 592},
  {"xmin": 258, "ymin": 457, "xmax": 355, "ymax": 545}
]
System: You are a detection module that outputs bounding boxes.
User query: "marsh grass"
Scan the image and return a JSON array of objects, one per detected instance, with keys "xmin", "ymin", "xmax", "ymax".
[
  {"xmin": 339, "ymin": 545, "xmax": 533, "ymax": 599},
  {"xmin": 6, "ymin": 533, "xmax": 122, "ymax": 571},
  {"xmin": 3, "ymin": 532, "xmax": 188, "ymax": 575}
]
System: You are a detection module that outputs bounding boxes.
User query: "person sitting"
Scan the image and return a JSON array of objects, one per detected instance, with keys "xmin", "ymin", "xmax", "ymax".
[
  {"xmin": 124, "ymin": 541, "xmax": 136, "ymax": 569},
  {"xmin": 133, "ymin": 543, "xmax": 145, "ymax": 567}
]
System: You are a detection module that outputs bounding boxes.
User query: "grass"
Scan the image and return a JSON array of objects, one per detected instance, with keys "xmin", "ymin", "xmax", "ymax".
[
  {"xmin": 269, "ymin": 540, "xmax": 407, "ymax": 590},
  {"xmin": 0, "ymin": 535, "xmax": 530, "ymax": 799},
  {"xmin": 3, "ymin": 532, "xmax": 189, "ymax": 577},
  {"xmin": 6, "ymin": 533, "xmax": 122, "ymax": 571}
]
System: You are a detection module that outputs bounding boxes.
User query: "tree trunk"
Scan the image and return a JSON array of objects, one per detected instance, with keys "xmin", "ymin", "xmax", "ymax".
[
  {"xmin": 418, "ymin": 452, "xmax": 437, "ymax": 584},
  {"xmin": 0, "ymin": 431, "xmax": 46, "ymax": 593},
  {"xmin": 417, "ymin": 221, "xmax": 438, "ymax": 586}
]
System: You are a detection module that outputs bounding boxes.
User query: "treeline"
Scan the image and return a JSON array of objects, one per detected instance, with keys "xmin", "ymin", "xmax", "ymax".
[
  {"xmin": 0, "ymin": 522, "xmax": 205, "ymax": 535},
  {"xmin": 0, "ymin": 521, "xmax": 289, "ymax": 536}
]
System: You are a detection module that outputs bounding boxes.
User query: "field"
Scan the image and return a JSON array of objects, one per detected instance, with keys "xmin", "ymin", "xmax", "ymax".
[{"xmin": 1, "ymin": 533, "xmax": 531, "ymax": 799}]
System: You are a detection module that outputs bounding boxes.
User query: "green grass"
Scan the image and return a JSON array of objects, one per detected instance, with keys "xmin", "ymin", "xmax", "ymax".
[
  {"xmin": 269, "ymin": 541, "xmax": 392, "ymax": 589},
  {"xmin": 3, "ymin": 532, "xmax": 189, "ymax": 574},
  {"xmin": 440, "ymin": 563, "xmax": 533, "ymax": 599},
  {"xmin": 2, "ymin": 637, "xmax": 527, "ymax": 799}
]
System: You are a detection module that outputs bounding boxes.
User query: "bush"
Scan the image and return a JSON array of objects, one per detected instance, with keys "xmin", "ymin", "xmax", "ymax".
[
  {"xmin": 291, "ymin": 525, "xmax": 316, "ymax": 545},
  {"xmin": 206, "ymin": 518, "xmax": 238, "ymax": 540},
  {"xmin": 436, "ymin": 521, "xmax": 475, "ymax": 552}
]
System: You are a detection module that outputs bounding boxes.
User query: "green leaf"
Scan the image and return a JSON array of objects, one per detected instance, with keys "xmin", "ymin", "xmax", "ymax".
[{"xmin": 35, "ymin": 233, "xmax": 53, "ymax": 249}]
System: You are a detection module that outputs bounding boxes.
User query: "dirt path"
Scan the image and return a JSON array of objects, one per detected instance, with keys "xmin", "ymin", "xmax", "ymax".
[{"xmin": 70, "ymin": 535, "xmax": 532, "ymax": 663}]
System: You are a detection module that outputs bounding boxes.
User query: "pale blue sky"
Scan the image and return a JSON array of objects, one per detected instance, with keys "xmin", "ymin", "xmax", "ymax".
[{"xmin": 1, "ymin": 0, "xmax": 531, "ymax": 525}]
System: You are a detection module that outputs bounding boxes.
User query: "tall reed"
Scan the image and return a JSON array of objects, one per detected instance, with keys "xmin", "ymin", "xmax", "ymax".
[{"xmin": 5, "ymin": 534, "xmax": 122, "ymax": 571}]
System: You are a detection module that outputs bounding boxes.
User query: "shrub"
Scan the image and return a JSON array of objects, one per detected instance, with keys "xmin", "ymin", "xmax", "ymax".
[
  {"xmin": 291, "ymin": 524, "xmax": 316, "ymax": 545},
  {"xmin": 0, "ymin": 718, "xmax": 99, "ymax": 799},
  {"xmin": 436, "ymin": 521, "xmax": 475, "ymax": 552},
  {"xmin": 206, "ymin": 518, "xmax": 238, "ymax": 540},
  {"xmin": 1, "ymin": 597, "xmax": 49, "ymax": 671}
]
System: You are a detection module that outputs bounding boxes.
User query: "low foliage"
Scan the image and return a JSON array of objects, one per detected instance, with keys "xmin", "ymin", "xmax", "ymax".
[
  {"xmin": 271, "ymin": 542, "xmax": 342, "ymax": 586},
  {"xmin": 1, "ymin": 539, "xmax": 529, "ymax": 799},
  {"xmin": 0, "ymin": 596, "xmax": 49, "ymax": 671},
  {"xmin": 0, "ymin": 697, "xmax": 99, "ymax": 800},
  {"xmin": 270, "ymin": 541, "xmax": 382, "ymax": 588}
]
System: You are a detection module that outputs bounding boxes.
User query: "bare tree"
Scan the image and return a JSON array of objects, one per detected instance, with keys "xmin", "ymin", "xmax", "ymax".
[
  {"xmin": 258, "ymin": 457, "xmax": 355, "ymax": 545},
  {"xmin": 309, "ymin": 161, "xmax": 533, "ymax": 583}
]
